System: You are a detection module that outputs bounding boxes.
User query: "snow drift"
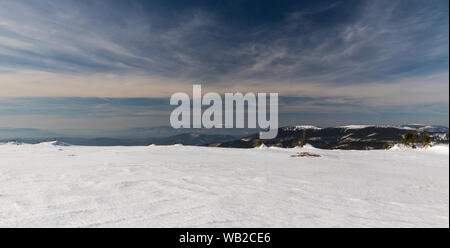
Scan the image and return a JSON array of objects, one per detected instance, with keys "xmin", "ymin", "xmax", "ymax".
[{"xmin": 0, "ymin": 143, "xmax": 448, "ymax": 227}]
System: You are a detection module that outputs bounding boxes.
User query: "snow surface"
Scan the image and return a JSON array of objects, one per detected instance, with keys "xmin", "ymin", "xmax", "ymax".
[
  {"xmin": 338, "ymin": 125, "xmax": 374, "ymax": 129},
  {"xmin": 282, "ymin": 125, "xmax": 322, "ymax": 131},
  {"xmin": 294, "ymin": 125, "xmax": 322, "ymax": 130},
  {"xmin": 0, "ymin": 143, "xmax": 448, "ymax": 227}
]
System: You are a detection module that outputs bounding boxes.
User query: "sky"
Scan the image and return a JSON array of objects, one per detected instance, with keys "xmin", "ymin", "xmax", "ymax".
[{"xmin": 0, "ymin": 0, "xmax": 448, "ymax": 134}]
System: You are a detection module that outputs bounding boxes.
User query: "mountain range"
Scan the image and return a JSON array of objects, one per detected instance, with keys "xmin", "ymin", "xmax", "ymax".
[
  {"xmin": 1, "ymin": 124, "xmax": 448, "ymax": 149},
  {"xmin": 209, "ymin": 125, "xmax": 449, "ymax": 150},
  {"xmin": 0, "ymin": 133, "xmax": 236, "ymax": 146}
]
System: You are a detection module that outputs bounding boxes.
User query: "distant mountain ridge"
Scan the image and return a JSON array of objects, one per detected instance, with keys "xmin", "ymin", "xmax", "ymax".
[
  {"xmin": 398, "ymin": 124, "xmax": 449, "ymax": 133},
  {"xmin": 1, "ymin": 124, "xmax": 448, "ymax": 148},
  {"xmin": 0, "ymin": 133, "xmax": 236, "ymax": 146},
  {"xmin": 284, "ymin": 124, "xmax": 449, "ymax": 132},
  {"xmin": 0, "ymin": 126, "xmax": 254, "ymax": 139},
  {"xmin": 209, "ymin": 125, "xmax": 449, "ymax": 150}
]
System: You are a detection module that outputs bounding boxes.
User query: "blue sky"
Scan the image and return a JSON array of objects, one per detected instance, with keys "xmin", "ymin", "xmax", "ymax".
[{"xmin": 0, "ymin": 0, "xmax": 448, "ymax": 132}]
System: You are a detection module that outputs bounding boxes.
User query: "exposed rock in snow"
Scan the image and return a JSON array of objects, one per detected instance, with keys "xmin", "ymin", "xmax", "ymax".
[
  {"xmin": 256, "ymin": 143, "xmax": 267, "ymax": 149},
  {"xmin": 290, "ymin": 151, "xmax": 321, "ymax": 157}
]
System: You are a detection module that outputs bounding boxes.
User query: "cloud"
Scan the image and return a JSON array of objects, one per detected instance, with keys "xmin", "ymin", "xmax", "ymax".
[{"xmin": 0, "ymin": 0, "xmax": 448, "ymax": 128}]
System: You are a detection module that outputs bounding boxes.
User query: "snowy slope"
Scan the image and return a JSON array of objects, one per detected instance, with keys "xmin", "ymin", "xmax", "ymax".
[
  {"xmin": 0, "ymin": 143, "xmax": 448, "ymax": 227},
  {"xmin": 216, "ymin": 126, "xmax": 449, "ymax": 149}
]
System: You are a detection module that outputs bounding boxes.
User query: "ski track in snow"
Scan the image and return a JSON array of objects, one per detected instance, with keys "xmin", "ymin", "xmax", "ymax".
[{"xmin": 0, "ymin": 143, "xmax": 448, "ymax": 227}]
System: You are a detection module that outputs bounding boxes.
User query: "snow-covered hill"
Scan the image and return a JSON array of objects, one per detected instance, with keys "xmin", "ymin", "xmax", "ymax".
[
  {"xmin": 0, "ymin": 143, "xmax": 448, "ymax": 227},
  {"xmin": 214, "ymin": 126, "xmax": 449, "ymax": 149}
]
